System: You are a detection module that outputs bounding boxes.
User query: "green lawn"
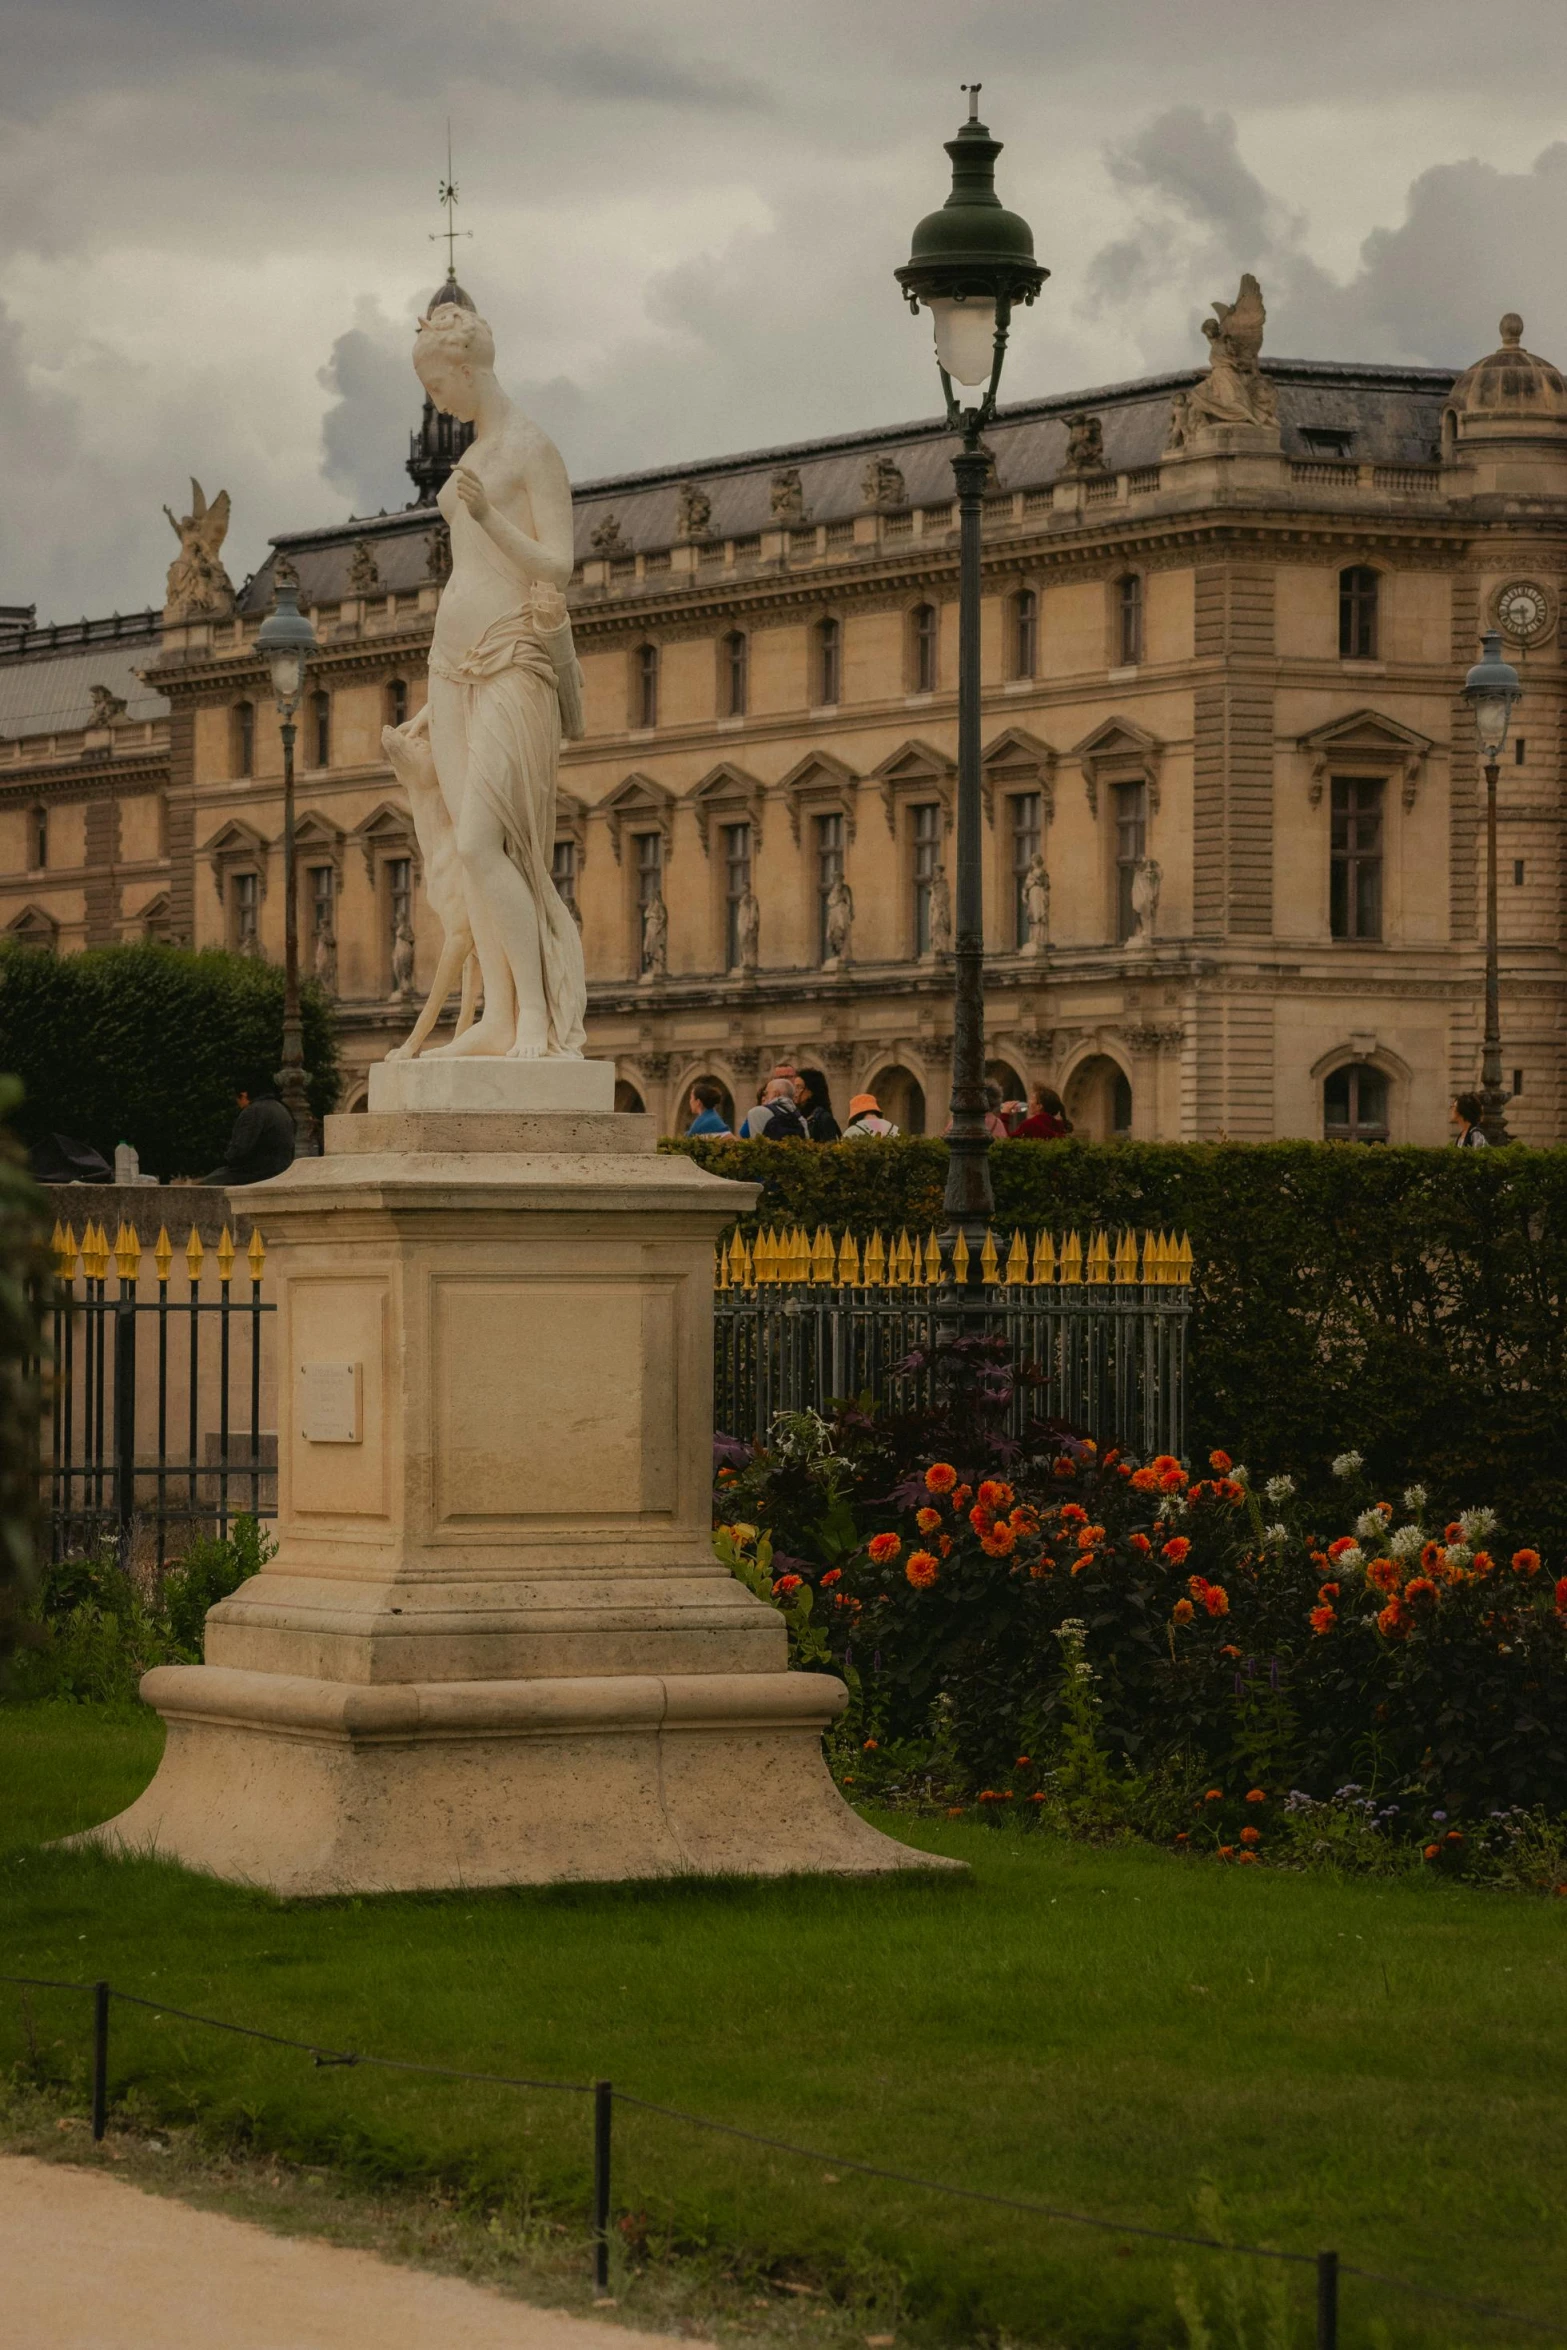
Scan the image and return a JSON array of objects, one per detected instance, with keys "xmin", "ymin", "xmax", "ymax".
[{"xmin": 2, "ymin": 1700, "xmax": 1564, "ymax": 2350}]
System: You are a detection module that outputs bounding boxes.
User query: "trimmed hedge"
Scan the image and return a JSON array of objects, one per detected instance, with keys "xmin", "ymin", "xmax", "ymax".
[
  {"xmin": 0, "ymin": 942, "xmax": 338, "ymax": 1180},
  {"xmin": 671, "ymin": 1135, "xmax": 1567, "ymax": 1549}
]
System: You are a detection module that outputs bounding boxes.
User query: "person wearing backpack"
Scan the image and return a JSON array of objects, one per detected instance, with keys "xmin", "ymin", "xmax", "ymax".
[
  {"xmin": 744, "ymin": 1074, "xmax": 808, "ymax": 1141},
  {"xmin": 841, "ymin": 1090, "xmax": 899, "ymax": 1139}
]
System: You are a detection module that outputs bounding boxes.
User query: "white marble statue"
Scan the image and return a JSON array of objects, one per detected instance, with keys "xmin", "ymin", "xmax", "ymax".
[
  {"xmin": 380, "ymin": 721, "xmax": 479, "ymax": 1056},
  {"xmin": 1130, "ymin": 855, "xmax": 1162, "ymax": 945},
  {"xmin": 641, "ymin": 890, "xmax": 669, "ymax": 980},
  {"xmin": 1022, "ymin": 853, "xmax": 1050, "ymax": 952},
  {"xmin": 928, "ymin": 865, "xmax": 952, "ymax": 957},
  {"xmin": 387, "ymin": 300, "xmax": 588, "ymax": 1060},
  {"xmin": 823, "ymin": 875, "xmax": 854, "ymax": 967}
]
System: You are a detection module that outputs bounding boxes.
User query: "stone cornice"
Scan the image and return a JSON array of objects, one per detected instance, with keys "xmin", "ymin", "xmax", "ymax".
[{"xmin": 0, "ymin": 750, "xmax": 168, "ymax": 800}]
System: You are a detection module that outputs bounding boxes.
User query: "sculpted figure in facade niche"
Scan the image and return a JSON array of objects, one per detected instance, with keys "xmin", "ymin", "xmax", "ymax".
[
  {"xmin": 162, "ymin": 479, "xmax": 234, "ymax": 619},
  {"xmin": 1022, "ymin": 854, "xmax": 1050, "ymax": 952},
  {"xmin": 1064, "ymin": 413, "xmax": 1105, "ymax": 474},
  {"xmin": 313, "ymin": 919, "xmax": 338, "ymax": 995},
  {"xmin": 1165, "ymin": 274, "xmax": 1278, "ymax": 450},
  {"xmin": 823, "ymin": 875, "xmax": 854, "ymax": 968},
  {"xmin": 928, "ymin": 866, "xmax": 953, "ymax": 957},
  {"xmin": 641, "ymin": 889, "xmax": 669, "ymax": 980},
  {"xmin": 770, "ymin": 468, "xmax": 805, "ymax": 522},
  {"xmin": 348, "ymin": 540, "xmax": 380, "ymax": 594},
  {"xmin": 382, "ymin": 298, "xmax": 589, "ymax": 1060},
  {"xmin": 1129, "ymin": 856, "xmax": 1162, "ymax": 945},
  {"xmin": 735, "ymin": 887, "xmax": 760, "ymax": 973},
  {"xmin": 677, "ymin": 482, "xmax": 712, "ymax": 540},
  {"xmin": 390, "ymin": 909, "xmax": 416, "ymax": 1000}
]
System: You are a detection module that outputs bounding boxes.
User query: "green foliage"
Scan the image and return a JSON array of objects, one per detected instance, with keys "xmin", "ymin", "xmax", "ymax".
[
  {"xmin": 675, "ymin": 1134, "xmax": 1567, "ymax": 1548},
  {"xmin": 10, "ymin": 1518, "xmax": 273, "ymax": 1704},
  {"xmin": 0, "ymin": 1076, "xmax": 45, "ymax": 1663},
  {"xmin": 0, "ymin": 941, "xmax": 338, "ymax": 1177}
]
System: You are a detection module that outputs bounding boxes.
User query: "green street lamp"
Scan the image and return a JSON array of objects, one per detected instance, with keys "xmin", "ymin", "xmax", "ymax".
[
  {"xmin": 898, "ymin": 87, "xmax": 1047, "ymax": 1263},
  {"xmin": 1462, "ymin": 629, "xmax": 1522, "ymax": 1144},
  {"xmin": 255, "ymin": 565, "xmax": 319, "ymax": 1153}
]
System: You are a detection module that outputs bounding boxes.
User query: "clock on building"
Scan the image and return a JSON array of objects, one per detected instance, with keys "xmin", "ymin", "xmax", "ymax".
[{"xmin": 1491, "ymin": 578, "xmax": 1556, "ymax": 646}]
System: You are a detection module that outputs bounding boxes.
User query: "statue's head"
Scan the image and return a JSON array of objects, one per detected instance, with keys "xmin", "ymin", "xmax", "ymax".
[{"xmin": 414, "ymin": 303, "xmax": 497, "ymax": 422}]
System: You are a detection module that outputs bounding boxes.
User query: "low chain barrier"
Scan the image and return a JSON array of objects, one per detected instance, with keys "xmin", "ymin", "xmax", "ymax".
[
  {"xmin": 7, "ymin": 1969, "xmax": 1558, "ymax": 2346},
  {"xmin": 44, "ymin": 1218, "xmax": 276, "ymax": 1568},
  {"xmin": 715, "ymin": 1226, "xmax": 1193, "ymax": 1457}
]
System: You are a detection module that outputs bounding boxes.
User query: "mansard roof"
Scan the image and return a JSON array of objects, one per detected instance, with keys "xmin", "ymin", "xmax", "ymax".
[{"xmin": 0, "ymin": 616, "xmax": 168, "ymax": 744}]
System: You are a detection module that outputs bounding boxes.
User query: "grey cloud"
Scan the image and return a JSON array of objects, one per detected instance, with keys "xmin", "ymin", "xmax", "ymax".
[{"xmin": 319, "ymin": 303, "xmax": 419, "ymax": 518}]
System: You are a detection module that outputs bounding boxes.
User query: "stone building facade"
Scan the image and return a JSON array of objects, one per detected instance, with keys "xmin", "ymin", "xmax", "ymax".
[{"xmin": 2, "ymin": 286, "xmax": 1563, "ymax": 1145}]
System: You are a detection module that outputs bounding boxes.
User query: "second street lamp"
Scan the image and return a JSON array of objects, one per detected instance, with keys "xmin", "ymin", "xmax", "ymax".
[
  {"xmin": 1462, "ymin": 628, "xmax": 1522, "ymax": 1145},
  {"xmin": 898, "ymin": 86, "xmax": 1047, "ymax": 1267},
  {"xmin": 254, "ymin": 565, "xmax": 320, "ymax": 1154}
]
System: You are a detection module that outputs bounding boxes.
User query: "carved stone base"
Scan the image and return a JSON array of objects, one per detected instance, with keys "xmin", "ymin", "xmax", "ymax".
[{"xmin": 85, "ymin": 1666, "xmax": 946, "ymax": 1895}]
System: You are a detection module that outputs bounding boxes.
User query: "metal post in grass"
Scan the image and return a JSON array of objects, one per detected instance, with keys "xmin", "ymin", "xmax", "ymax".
[
  {"xmin": 592, "ymin": 2079, "xmax": 613, "ymax": 2293},
  {"xmin": 1315, "ymin": 2249, "xmax": 1338, "ymax": 2350},
  {"xmin": 91, "ymin": 1980, "xmax": 110, "ymax": 2142}
]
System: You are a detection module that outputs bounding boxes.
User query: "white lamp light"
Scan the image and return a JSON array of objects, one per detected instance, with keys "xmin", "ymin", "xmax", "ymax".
[{"xmin": 928, "ymin": 293, "xmax": 998, "ymax": 387}]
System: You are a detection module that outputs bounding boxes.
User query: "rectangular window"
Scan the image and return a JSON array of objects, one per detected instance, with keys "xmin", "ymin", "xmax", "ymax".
[
  {"xmin": 312, "ymin": 690, "xmax": 331, "ymax": 768},
  {"xmin": 1014, "ymin": 589, "xmax": 1038, "ymax": 679},
  {"xmin": 1011, "ymin": 792, "xmax": 1042, "ymax": 946},
  {"xmin": 1513, "ymin": 859, "xmax": 1526, "ymax": 886},
  {"xmin": 233, "ymin": 702, "xmax": 254, "ymax": 779},
  {"xmin": 232, "ymin": 870, "xmax": 259, "ymax": 954},
  {"xmin": 814, "ymin": 811, "xmax": 844, "ymax": 960},
  {"xmin": 912, "ymin": 801, "xmax": 941, "ymax": 955},
  {"xmin": 913, "ymin": 605, "xmax": 937, "ymax": 693},
  {"xmin": 309, "ymin": 865, "xmax": 334, "ymax": 940},
  {"xmin": 1113, "ymin": 780, "xmax": 1147, "ymax": 944},
  {"xmin": 636, "ymin": 644, "xmax": 659, "ymax": 729},
  {"xmin": 1329, "ymin": 777, "xmax": 1384, "ymax": 940},
  {"xmin": 1338, "ymin": 567, "xmax": 1379, "ymax": 660},
  {"xmin": 29, "ymin": 804, "xmax": 47, "ymax": 870},
  {"xmin": 723, "ymin": 633, "xmax": 748, "ymax": 718},
  {"xmin": 723, "ymin": 820, "xmax": 752, "ymax": 968},
  {"xmin": 816, "ymin": 617, "xmax": 840, "ymax": 706},
  {"xmin": 387, "ymin": 678, "xmax": 408, "ymax": 729},
  {"xmin": 1118, "ymin": 574, "xmax": 1143, "ymax": 666},
  {"xmin": 551, "ymin": 838, "xmax": 577, "ymax": 914},
  {"xmin": 635, "ymin": 830, "xmax": 662, "ymax": 912}
]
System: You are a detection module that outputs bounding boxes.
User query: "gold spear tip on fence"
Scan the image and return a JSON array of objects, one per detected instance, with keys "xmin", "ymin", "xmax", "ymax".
[
  {"xmin": 980, "ymin": 1228, "xmax": 1001, "ymax": 1284},
  {"xmin": 53, "ymin": 1221, "xmax": 78, "ymax": 1280},
  {"xmin": 863, "ymin": 1230, "xmax": 886, "ymax": 1288},
  {"xmin": 951, "ymin": 1229, "xmax": 970, "ymax": 1283},
  {"xmin": 154, "ymin": 1224, "xmax": 173, "ymax": 1283},
  {"xmin": 81, "ymin": 1221, "xmax": 107, "ymax": 1280},
  {"xmin": 1177, "ymin": 1233, "xmax": 1194, "ymax": 1286},
  {"xmin": 1060, "ymin": 1230, "xmax": 1082, "ymax": 1284},
  {"xmin": 247, "ymin": 1228, "xmax": 266, "ymax": 1282},
  {"xmin": 216, "ymin": 1227, "xmax": 236, "ymax": 1282},
  {"xmin": 836, "ymin": 1230, "xmax": 861, "ymax": 1285},
  {"xmin": 185, "ymin": 1225, "xmax": 205, "ymax": 1280},
  {"xmin": 1032, "ymin": 1229, "xmax": 1056, "ymax": 1284},
  {"xmin": 812, "ymin": 1226, "xmax": 835, "ymax": 1284},
  {"xmin": 1004, "ymin": 1229, "xmax": 1028, "ymax": 1284},
  {"xmin": 114, "ymin": 1220, "xmax": 142, "ymax": 1283}
]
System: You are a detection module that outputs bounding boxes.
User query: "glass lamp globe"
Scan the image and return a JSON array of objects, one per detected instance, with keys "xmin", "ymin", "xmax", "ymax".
[{"xmin": 928, "ymin": 294, "xmax": 998, "ymax": 388}]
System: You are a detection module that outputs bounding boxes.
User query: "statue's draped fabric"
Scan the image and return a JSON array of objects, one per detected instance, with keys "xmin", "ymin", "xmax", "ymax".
[{"xmin": 428, "ymin": 611, "xmax": 588, "ymax": 1056}]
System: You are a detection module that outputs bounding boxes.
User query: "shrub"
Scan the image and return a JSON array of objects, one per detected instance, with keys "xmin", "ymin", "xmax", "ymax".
[
  {"xmin": 0, "ymin": 941, "xmax": 338, "ymax": 1178},
  {"xmin": 680, "ymin": 1134, "xmax": 1567, "ymax": 1550},
  {"xmin": 11, "ymin": 1518, "xmax": 272, "ymax": 1705}
]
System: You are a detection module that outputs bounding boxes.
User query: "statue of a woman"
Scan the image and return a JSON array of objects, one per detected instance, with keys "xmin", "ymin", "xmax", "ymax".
[{"xmin": 402, "ymin": 302, "xmax": 587, "ymax": 1059}]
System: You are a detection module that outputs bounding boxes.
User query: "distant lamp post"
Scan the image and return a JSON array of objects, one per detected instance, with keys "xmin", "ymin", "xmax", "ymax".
[
  {"xmin": 254, "ymin": 568, "xmax": 319, "ymax": 1153},
  {"xmin": 897, "ymin": 86, "xmax": 1047, "ymax": 1262},
  {"xmin": 1462, "ymin": 629, "xmax": 1522, "ymax": 1144}
]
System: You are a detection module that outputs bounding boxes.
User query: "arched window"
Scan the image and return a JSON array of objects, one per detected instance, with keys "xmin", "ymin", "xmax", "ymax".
[
  {"xmin": 912, "ymin": 603, "xmax": 938, "ymax": 694},
  {"xmin": 28, "ymin": 803, "xmax": 47, "ymax": 871},
  {"xmin": 721, "ymin": 630, "xmax": 747, "ymax": 719},
  {"xmin": 614, "ymin": 1078, "xmax": 646, "ymax": 1114},
  {"xmin": 1111, "ymin": 1071, "xmax": 1133, "ymax": 1135},
  {"xmin": 815, "ymin": 616, "xmax": 841, "ymax": 707},
  {"xmin": 1013, "ymin": 588, "xmax": 1038, "ymax": 679},
  {"xmin": 312, "ymin": 689, "xmax": 332, "ymax": 768},
  {"xmin": 1324, "ymin": 1062, "xmax": 1389, "ymax": 1143},
  {"xmin": 232, "ymin": 700, "xmax": 254, "ymax": 779},
  {"xmin": 1339, "ymin": 566, "xmax": 1379, "ymax": 660},
  {"xmin": 636, "ymin": 643, "xmax": 659, "ymax": 729},
  {"xmin": 386, "ymin": 677, "xmax": 408, "ymax": 729},
  {"xmin": 1117, "ymin": 574, "xmax": 1143, "ymax": 666}
]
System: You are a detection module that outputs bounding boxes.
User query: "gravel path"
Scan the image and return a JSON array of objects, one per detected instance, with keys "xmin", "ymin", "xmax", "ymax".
[{"xmin": 0, "ymin": 2154, "xmax": 712, "ymax": 2350}]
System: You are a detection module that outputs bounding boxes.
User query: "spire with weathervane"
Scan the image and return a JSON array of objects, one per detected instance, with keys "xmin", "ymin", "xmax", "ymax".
[{"xmin": 406, "ymin": 130, "xmax": 479, "ymax": 506}]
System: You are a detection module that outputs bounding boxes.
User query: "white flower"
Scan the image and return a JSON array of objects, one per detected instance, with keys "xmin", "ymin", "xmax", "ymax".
[
  {"xmin": 1159, "ymin": 1491, "xmax": 1189, "ymax": 1519},
  {"xmin": 1264, "ymin": 1475, "xmax": 1295, "ymax": 1505},
  {"xmin": 1354, "ymin": 1509, "xmax": 1386, "ymax": 1541},
  {"xmin": 1388, "ymin": 1525, "xmax": 1424, "ymax": 1560},
  {"xmin": 1402, "ymin": 1484, "xmax": 1428, "ymax": 1513},
  {"xmin": 1459, "ymin": 1507, "xmax": 1497, "ymax": 1543},
  {"xmin": 1445, "ymin": 1544, "xmax": 1473, "ymax": 1572},
  {"xmin": 1263, "ymin": 1522, "xmax": 1289, "ymax": 1547},
  {"xmin": 1335, "ymin": 1543, "xmax": 1365, "ymax": 1573},
  {"xmin": 1230, "ymin": 1464, "xmax": 1250, "ymax": 1489},
  {"xmin": 1332, "ymin": 1451, "xmax": 1364, "ymax": 1479}
]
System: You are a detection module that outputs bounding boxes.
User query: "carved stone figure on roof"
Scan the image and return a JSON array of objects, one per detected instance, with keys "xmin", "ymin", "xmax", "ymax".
[
  {"xmin": 1165, "ymin": 274, "xmax": 1279, "ymax": 451},
  {"xmin": 424, "ymin": 521, "xmax": 453, "ymax": 583},
  {"xmin": 677, "ymin": 481, "xmax": 712, "ymax": 540},
  {"xmin": 348, "ymin": 540, "xmax": 380, "ymax": 594},
  {"xmin": 272, "ymin": 551, "xmax": 300, "ymax": 593},
  {"xmin": 735, "ymin": 886, "xmax": 760, "ymax": 973},
  {"xmin": 1021, "ymin": 853, "xmax": 1050, "ymax": 953},
  {"xmin": 88, "ymin": 685, "xmax": 127, "ymax": 726},
  {"xmin": 589, "ymin": 512, "xmax": 624, "ymax": 553},
  {"xmin": 1064, "ymin": 413, "xmax": 1106, "ymax": 474},
  {"xmin": 861, "ymin": 455, "xmax": 906, "ymax": 510},
  {"xmin": 770, "ymin": 467, "xmax": 805, "ymax": 522},
  {"xmin": 162, "ymin": 479, "xmax": 234, "ymax": 619}
]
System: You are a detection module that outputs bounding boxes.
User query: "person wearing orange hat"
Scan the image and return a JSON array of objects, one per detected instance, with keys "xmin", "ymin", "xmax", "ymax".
[{"xmin": 841, "ymin": 1091, "xmax": 899, "ymax": 1139}]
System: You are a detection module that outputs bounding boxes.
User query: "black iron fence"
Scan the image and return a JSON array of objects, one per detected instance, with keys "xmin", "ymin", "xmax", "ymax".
[
  {"xmin": 45, "ymin": 1216, "xmax": 275, "ymax": 1567},
  {"xmin": 714, "ymin": 1225, "xmax": 1193, "ymax": 1456}
]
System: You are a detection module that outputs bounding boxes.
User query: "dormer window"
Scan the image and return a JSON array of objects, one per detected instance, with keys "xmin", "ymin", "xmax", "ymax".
[{"xmin": 1300, "ymin": 428, "xmax": 1355, "ymax": 460}]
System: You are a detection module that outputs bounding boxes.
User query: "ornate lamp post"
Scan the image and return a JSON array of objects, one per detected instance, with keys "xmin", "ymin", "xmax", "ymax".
[
  {"xmin": 897, "ymin": 87, "xmax": 1047, "ymax": 1262},
  {"xmin": 1462, "ymin": 629, "xmax": 1522, "ymax": 1145},
  {"xmin": 254, "ymin": 569, "xmax": 320, "ymax": 1153}
]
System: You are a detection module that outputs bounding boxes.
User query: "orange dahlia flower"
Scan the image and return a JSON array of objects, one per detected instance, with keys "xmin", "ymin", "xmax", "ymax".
[
  {"xmin": 905, "ymin": 1550, "xmax": 939, "ymax": 1590},
  {"xmin": 978, "ymin": 1479, "xmax": 1014, "ymax": 1509},
  {"xmin": 1172, "ymin": 1598, "xmax": 1195, "ymax": 1625},
  {"xmin": 1367, "ymin": 1557, "xmax": 1401, "ymax": 1594},
  {"xmin": 1162, "ymin": 1535, "xmax": 1192, "ymax": 1564},
  {"xmin": 1239, "ymin": 1825, "xmax": 1261, "ymax": 1846},
  {"xmin": 1209, "ymin": 1448, "xmax": 1233, "ymax": 1473},
  {"xmin": 1309, "ymin": 1604, "xmax": 1337, "ymax": 1634},
  {"xmin": 916, "ymin": 1507, "xmax": 942, "ymax": 1534},
  {"xmin": 1512, "ymin": 1548, "xmax": 1542, "ymax": 1578},
  {"xmin": 924, "ymin": 1463, "xmax": 957, "ymax": 1493},
  {"xmin": 867, "ymin": 1532, "xmax": 902, "ymax": 1566}
]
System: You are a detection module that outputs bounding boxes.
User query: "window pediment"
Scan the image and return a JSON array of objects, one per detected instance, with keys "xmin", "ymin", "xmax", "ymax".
[
  {"xmin": 600, "ymin": 771, "xmax": 676, "ymax": 864},
  {"xmin": 353, "ymin": 800, "xmax": 419, "ymax": 885},
  {"xmin": 204, "ymin": 817, "xmax": 270, "ymax": 901},
  {"xmin": 871, "ymin": 737, "xmax": 955, "ymax": 836},
  {"xmin": 6, "ymin": 903, "xmax": 59, "ymax": 948},
  {"xmin": 780, "ymin": 749, "xmax": 858, "ymax": 845},
  {"xmin": 1072, "ymin": 717, "xmax": 1164, "ymax": 819},
  {"xmin": 690, "ymin": 761, "xmax": 766, "ymax": 856},
  {"xmin": 293, "ymin": 810, "xmax": 345, "ymax": 876},
  {"xmin": 983, "ymin": 727, "xmax": 1058, "ymax": 825},
  {"xmin": 1297, "ymin": 708, "xmax": 1433, "ymax": 810}
]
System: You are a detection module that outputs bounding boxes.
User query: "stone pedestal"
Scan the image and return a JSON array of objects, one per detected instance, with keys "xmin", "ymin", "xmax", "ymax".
[{"xmin": 91, "ymin": 1063, "xmax": 938, "ymax": 1893}]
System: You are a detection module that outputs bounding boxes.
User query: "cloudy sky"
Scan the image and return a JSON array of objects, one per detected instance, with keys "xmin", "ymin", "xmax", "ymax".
[{"xmin": 8, "ymin": 0, "xmax": 1567, "ymax": 620}]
